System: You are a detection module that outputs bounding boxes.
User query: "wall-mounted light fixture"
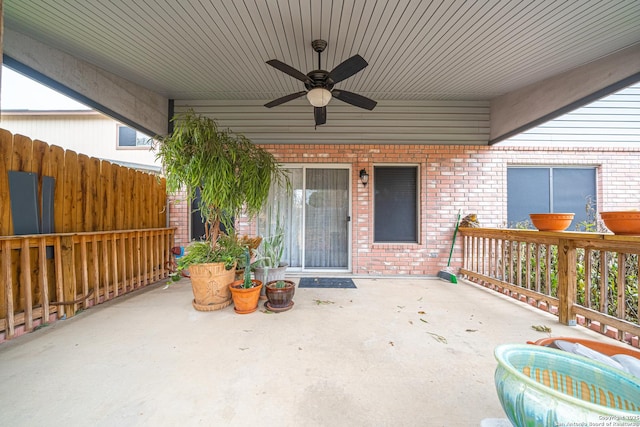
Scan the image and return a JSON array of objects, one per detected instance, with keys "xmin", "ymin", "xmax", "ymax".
[{"xmin": 359, "ymin": 168, "xmax": 369, "ymax": 186}]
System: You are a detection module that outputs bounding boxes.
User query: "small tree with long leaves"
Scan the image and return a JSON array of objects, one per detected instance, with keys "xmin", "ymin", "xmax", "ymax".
[{"xmin": 154, "ymin": 110, "xmax": 288, "ymax": 251}]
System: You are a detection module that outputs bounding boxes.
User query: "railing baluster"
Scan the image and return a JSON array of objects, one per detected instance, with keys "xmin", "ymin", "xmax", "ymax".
[
  {"xmin": 617, "ymin": 252, "xmax": 626, "ymax": 341},
  {"xmin": 3, "ymin": 240, "xmax": 15, "ymax": 339},
  {"xmin": 584, "ymin": 249, "xmax": 592, "ymax": 310},
  {"xmin": 91, "ymin": 234, "xmax": 100, "ymax": 306},
  {"xmin": 535, "ymin": 243, "xmax": 541, "ymax": 293},
  {"xmin": 545, "ymin": 245, "xmax": 551, "ymax": 296},
  {"xmin": 54, "ymin": 236, "xmax": 64, "ymax": 319},
  {"xmin": 102, "ymin": 235, "xmax": 110, "ymax": 301},
  {"xmin": 119, "ymin": 233, "xmax": 126, "ymax": 292},
  {"xmin": 111, "ymin": 233, "xmax": 119, "ymax": 297},
  {"xmin": 525, "ymin": 242, "xmax": 531, "ymax": 291},
  {"xmin": 516, "ymin": 240, "xmax": 522, "ymax": 288},
  {"xmin": 21, "ymin": 239, "xmax": 34, "ymax": 332},
  {"xmin": 80, "ymin": 235, "xmax": 89, "ymax": 309},
  {"xmin": 488, "ymin": 238, "xmax": 493, "ymax": 278},
  {"xmin": 600, "ymin": 251, "xmax": 608, "ymax": 334},
  {"xmin": 127, "ymin": 233, "xmax": 134, "ymax": 289},
  {"xmin": 38, "ymin": 238, "xmax": 50, "ymax": 324}
]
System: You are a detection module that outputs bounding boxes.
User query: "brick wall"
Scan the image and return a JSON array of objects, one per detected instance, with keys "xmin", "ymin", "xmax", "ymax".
[{"xmin": 168, "ymin": 144, "xmax": 640, "ymax": 276}]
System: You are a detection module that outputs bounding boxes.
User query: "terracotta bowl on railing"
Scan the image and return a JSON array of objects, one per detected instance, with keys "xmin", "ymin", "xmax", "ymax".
[
  {"xmin": 529, "ymin": 213, "xmax": 574, "ymax": 232},
  {"xmin": 600, "ymin": 211, "xmax": 640, "ymax": 235}
]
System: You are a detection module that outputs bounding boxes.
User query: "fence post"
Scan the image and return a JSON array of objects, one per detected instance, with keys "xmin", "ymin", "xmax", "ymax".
[{"xmin": 557, "ymin": 238, "xmax": 577, "ymax": 326}]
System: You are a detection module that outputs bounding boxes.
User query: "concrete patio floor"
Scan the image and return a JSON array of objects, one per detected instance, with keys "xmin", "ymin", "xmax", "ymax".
[{"xmin": 0, "ymin": 276, "xmax": 629, "ymax": 427}]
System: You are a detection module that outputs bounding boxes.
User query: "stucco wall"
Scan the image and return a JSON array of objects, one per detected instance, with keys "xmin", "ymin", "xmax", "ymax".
[{"xmin": 169, "ymin": 144, "xmax": 640, "ymax": 276}]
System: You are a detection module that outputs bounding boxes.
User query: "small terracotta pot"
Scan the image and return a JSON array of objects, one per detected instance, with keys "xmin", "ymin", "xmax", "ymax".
[
  {"xmin": 265, "ymin": 279, "xmax": 295, "ymax": 310},
  {"xmin": 529, "ymin": 213, "xmax": 574, "ymax": 232},
  {"xmin": 229, "ymin": 279, "xmax": 263, "ymax": 314}
]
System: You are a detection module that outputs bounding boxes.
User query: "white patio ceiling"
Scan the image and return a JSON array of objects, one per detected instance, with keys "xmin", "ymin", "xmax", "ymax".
[{"xmin": 3, "ymin": 0, "xmax": 640, "ymax": 143}]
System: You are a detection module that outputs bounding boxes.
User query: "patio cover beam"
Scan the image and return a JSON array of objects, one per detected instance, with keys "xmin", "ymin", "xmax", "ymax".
[
  {"xmin": 489, "ymin": 44, "xmax": 640, "ymax": 145},
  {"xmin": 2, "ymin": 28, "xmax": 169, "ymax": 137}
]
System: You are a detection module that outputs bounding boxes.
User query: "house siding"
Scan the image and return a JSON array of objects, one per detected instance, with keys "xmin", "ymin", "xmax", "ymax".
[
  {"xmin": 174, "ymin": 100, "xmax": 491, "ymax": 145},
  {"xmin": 169, "ymin": 144, "xmax": 640, "ymax": 276},
  {"xmin": 0, "ymin": 112, "xmax": 158, "ymax": 168}
]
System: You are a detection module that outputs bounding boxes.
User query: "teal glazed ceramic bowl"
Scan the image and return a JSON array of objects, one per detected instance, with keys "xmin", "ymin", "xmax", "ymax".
[{"xmin": 494, "ymin": 344, "xmax": 640, "ymax": 427}]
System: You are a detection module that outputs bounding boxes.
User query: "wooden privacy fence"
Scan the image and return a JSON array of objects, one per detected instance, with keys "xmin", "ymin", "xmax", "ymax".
[
  {"xmin": 459, "ymin": 227, "xmax": 640, "ymax": 347},
  {"xmin": 0, "ymin": 128, "xmax": 174, "ymax": 341}
]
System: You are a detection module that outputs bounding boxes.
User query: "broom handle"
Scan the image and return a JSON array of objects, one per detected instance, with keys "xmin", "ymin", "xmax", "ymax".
[{"xmin": 446, "ymin": 210, "xmax": 462, "ymax": 267}]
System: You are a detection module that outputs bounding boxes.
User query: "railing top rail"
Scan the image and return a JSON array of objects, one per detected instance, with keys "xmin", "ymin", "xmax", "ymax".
[
  {"xmin": 0, "ymin": 227, "xmax": 176, "ymax": 241},
  {"xmin": 458, "ymin": 227, "xmax": 640, "ymax": 252}
]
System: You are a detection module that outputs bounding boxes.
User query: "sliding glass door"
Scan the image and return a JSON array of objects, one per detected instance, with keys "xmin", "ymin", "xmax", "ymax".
[{"xmin": 258, "ymin": 166, "xmax": 350, "ymax": 271}]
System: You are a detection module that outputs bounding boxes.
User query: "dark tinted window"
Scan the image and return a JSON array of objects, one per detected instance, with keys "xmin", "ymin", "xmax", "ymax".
[{"xmin": 374, "ymin": 166, "xmax": 418, "ymax": 242}]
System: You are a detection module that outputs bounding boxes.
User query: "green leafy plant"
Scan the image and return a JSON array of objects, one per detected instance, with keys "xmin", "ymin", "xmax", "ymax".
[
  {"xmin": 172, "ymin": 234, "xmax": 245, "ymax": 281},
  {"xmin": 153, "ymin": 110, "xmax": 288, "ymax": 254},
  {"xmin": 275, "ymin": 280, "xmax": 286, "ymax": 289},
  {"xmin": 253, "ymin": 226, "xmax": 285, "ymax": 269}
]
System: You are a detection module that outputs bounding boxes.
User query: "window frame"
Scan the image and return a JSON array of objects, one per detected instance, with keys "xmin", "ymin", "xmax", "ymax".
[
  {"xmin": 116, "ymin": 124, "xmax": 153, "ymax": 150},
  {"xmin": 507, "ymin": 165, "xmax": 598, "ymax": 230}
]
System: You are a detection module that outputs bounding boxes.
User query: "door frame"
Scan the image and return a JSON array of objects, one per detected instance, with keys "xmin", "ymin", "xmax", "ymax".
[{"xmin": 283, "ymin": 163, "xmax": 352, "ymax": 273}]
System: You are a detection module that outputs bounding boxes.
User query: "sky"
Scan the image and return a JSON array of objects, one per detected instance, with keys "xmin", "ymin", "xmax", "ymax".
[{"xmin": 1, "ymin": 66, "xmax": 90, "ymax": 110}]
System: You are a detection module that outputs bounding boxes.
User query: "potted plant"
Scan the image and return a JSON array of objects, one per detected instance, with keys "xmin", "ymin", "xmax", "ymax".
[
  {"xmin": 265, "ymin": 279, "xmax": 295, "ymax": 312},
  {"xmin": 229, "ymin": 248, "xmax": 263, "ymax": 314},
  {"xmin": 252, "ymin": 205, "xmax": 288, "ymax": 298},
  {"xmin": 154, "ymin": 110, "xmax": 287, "ymax": 311},
  {"xmin": 173, "ymin": 233, "xmax": 244, "ymax": 310}
]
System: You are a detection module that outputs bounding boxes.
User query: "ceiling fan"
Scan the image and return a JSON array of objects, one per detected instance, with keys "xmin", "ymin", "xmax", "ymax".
[{"xmin": 264, "ymin": 39, "xmax": 377, "ymax": 126}]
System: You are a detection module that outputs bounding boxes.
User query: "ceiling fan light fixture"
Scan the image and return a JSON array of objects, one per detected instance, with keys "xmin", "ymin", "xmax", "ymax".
[{"xmin": 306, "ymin": 87, "xmax": 332, "ymax": 107}]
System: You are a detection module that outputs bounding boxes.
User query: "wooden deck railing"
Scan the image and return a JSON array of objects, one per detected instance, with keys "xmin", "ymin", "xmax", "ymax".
[
  {"xmin": 1, "ymin": 228, "xmax": 174, "ymax": 341},
  {"xmin": 458, "ymin": 227, "xmax": 640, "ymax": 347}
]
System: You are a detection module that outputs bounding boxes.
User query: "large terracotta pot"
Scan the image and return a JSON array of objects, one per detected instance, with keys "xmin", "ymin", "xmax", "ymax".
[
  {"xmin": 189, "ymin": 262, "xmax": 236, "ymax": 311},
  {"xmin": 265, "ymin": 279, "xmax": 295, "ymax": 312},
  {"xmin": 229, "ymin": 279, "xmax": 263, "ymax": 314},
  {"xmin": 600, "ymin": 211, "xmax": 640, "ymax": 235}
]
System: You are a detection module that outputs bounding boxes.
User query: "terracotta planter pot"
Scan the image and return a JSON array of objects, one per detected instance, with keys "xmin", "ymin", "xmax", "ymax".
[
  {"xmin": 600, "ymin": 211, "xmax": 640, "ymax": 235},
  {"xmin": 529, "ymin": 213, "xmax": 574, "ymax": 232},
  {"xmin": 189, "ymin": 262, "xmax": 236, "ymax": 311},
  {"xmin": 265, "ymin": 279, "xmax": 295, "ymax": 312},
  {"xmin": 229, "ymin": 279, "xmax": 263, "ymax": 314}
]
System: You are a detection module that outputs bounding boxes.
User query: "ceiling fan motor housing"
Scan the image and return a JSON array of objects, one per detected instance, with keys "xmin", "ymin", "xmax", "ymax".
[{"xmin": 305, "ymin": 70, "xmax": 334, "ymax": 91}]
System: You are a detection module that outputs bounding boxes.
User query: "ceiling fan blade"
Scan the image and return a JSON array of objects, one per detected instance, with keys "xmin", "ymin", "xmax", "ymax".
[
  {"xmin": 332, "ymin": 90, "xmax": 377, "ymax": 111},
  {"xmin": 266, "ymin": 59, "xmax": 310, "ymax": 84},
  {"xmin": 327, "ymin": 55, "xmax": 368, "ymax": 84},
  {"xmin": 314, "ymin": 106, "xmax": 327, "ymax": 126},
  {"xmin": 264, "ymin": 91, "xmax": 307, "ymax": 108}
]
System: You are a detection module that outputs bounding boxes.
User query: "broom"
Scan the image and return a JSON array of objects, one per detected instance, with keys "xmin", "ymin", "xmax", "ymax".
[{"xmin": 437, "ymin": 210, "xmax": 461, "ymax": 283}]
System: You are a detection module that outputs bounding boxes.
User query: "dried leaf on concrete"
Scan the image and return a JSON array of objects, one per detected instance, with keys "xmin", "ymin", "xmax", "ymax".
[{"xmin": 427, "ymin": 331, "xmax": 448, "ymax": 344}]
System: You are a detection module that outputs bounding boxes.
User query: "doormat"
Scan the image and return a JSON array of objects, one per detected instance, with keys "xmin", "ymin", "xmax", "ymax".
[{"xmin": 298, "ymin": 277, "xmax": 357, "ymax": 289}]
